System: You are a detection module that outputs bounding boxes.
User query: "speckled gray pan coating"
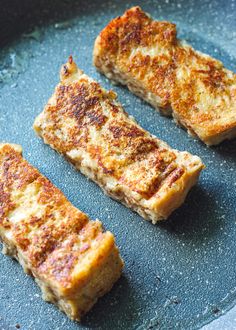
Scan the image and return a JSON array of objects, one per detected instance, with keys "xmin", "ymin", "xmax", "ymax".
[{"xmin": 0, "ymin": 0, "xmax": 235, "ymax": 329}]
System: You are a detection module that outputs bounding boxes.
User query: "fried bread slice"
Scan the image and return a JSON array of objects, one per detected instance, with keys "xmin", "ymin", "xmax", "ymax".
[
  {"xmin": 93, "ymin": 6, "xmax": 236, "ymax": 145},
  {"xmin": 0, "ymin": 143, "xmax": 123, "ymax": 321},
  {"xmin": 34, "ymin": 57, "xmax": 204, "ymax": 223}
]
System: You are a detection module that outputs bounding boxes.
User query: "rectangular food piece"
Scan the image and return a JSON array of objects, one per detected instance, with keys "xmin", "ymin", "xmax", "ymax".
[
  {"xmin": 0, "ymin": 143, "xmax": 123, "ymax": 321},
  {"xmin": 93, "ymin": 6, "xmax": 236, "ymax": 145},
  {"xmin": 34, "ymin": 57, "xmax": 204, "ymax": 223}
]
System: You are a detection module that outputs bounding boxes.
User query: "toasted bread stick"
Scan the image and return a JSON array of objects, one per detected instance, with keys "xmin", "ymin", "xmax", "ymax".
[
  {"xmin": 34, "ymin": 57, "xmax": 204, "ymax": 223},
  {"xmin": 0, "ymin": 143, "xmax": 123, "ymax": 321},
  {"xmin": 93, "ymin": 6, "xmax": 236, "ymax": 145}
]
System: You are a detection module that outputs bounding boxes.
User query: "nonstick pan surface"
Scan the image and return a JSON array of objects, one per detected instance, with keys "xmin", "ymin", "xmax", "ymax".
[{"xmin": 0, "ymin": 0, "xmax": 235, "ymax": 329}]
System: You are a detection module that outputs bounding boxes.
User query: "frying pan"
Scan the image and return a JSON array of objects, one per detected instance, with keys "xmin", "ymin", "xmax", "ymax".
[{"xmin": 0, "ymin": 0, "xmax": 235, "ymax": 329}]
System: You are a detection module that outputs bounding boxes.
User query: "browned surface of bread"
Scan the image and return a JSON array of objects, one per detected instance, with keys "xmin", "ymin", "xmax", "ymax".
[
  {"xmin": 0, "ymin": 143, "xmax": 123, "ymax": 321},
  {"xmin": 34, "ymin": 57, "xmax": 204, "ymax": 223},
  {"xmin": 93, "ymin": 6, "xmax": 236, "ymax": 145}
]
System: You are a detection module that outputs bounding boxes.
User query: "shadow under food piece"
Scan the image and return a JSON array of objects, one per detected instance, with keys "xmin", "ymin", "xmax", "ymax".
[
  {"xmin": 159, "ymin": 184, "xmax": 223, "ymax": 243},
  {"xmin": 82, "ymin": 275, "xmax": 140, "ymax": 329},
  {"xmin": 213, "ymin": 139, "xmax": 236, "ymax": 162}
]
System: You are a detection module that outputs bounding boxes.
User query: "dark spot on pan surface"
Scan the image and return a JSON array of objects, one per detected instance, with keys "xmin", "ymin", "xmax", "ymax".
[{"xmin": 0, "ymin": 0, "xmax": 236, "ymax": 329}]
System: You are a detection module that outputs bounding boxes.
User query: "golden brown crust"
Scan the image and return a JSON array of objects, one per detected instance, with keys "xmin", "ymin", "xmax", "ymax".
[
  {"xmin": 0, "ymin": 143, "xmax": 123, "ymax": 320},
  {"xmin": 34, "ymin": 58, "xmax": 204, "ymax": 223},
  {"xmin": 93, "ymin": 6, "xmax": 236, "ymax": 145}
]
